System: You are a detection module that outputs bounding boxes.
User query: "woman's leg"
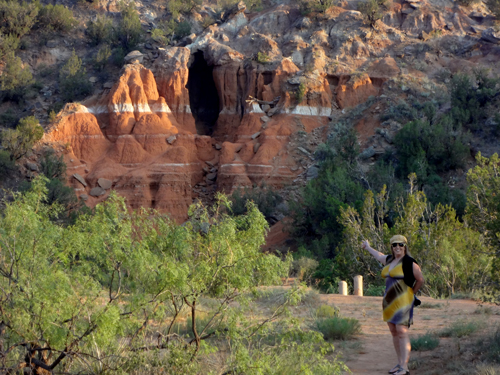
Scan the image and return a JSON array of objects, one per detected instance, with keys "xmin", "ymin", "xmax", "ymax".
[
  {"xmin": 395, "ymin": 324, "xmax": 411, "ymax": 371},
  {"xmin": 387, "ymin": 323, "xmax": 401, "ymax": 366}
]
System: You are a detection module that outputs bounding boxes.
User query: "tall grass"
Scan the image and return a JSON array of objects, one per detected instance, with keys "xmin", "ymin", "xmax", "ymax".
[
  {"xmin": 410, "ymin": 332, "xmax": 440, "ymax": 351},
  {"xmin": 438, "ymin": 320, "xmax": 484, "ymax": 338}
]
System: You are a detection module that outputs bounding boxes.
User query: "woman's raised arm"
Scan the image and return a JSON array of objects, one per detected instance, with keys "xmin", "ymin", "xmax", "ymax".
[{"xmin": 361, "ymin": 240, "xmax": 388, "ymax": 265}]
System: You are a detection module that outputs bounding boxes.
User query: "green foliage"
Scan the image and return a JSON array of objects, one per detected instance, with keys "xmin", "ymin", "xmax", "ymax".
[
  {"xmin": 0, "ymin": 149, "xmax": 16, "ymax": 180},
  {"xmin": 230, "ymin": 183, "xmax": 283, "ymax": 223},
  {"xmin": 298, "ymin": 0, "xmax": 336, "ymax": 14},
  {"xmin": 1, "ymin": 115, "xmax": 43, "ymax": 160},
  {"xmin": 410, "ymin": 332, "xmax": 440, "ymax": 351},
  {"xmin": 86, "ymin": 14, "xmax": 113, "ymax": 46},
  {"xmin": 257, "ymin": 51, "xmax": 271, "ymax": 64},
  {"xmin": 364, "ymin": 284, "xmax": 385, "ymax": 296},
  {"xmin": 438, "ymin": 320, "xmax": 484, "ymax": 338},
  {"xmin": 466, "ymin": 152, "xmax": 500, "ymax": 284},
  {"xmin": 0, "ymin": 51, "xmax": 34, "ymax": 99},
  {"xmin": 357, "ymin": 0, "xmax": 387, "ymax": 26},
  {"xmin": 59, "ymin": 49, "xmax": 92, "ymax": 102},
  {"xmin": 380, "ymin": 100, "xmax": 419, "ymax": 123},
  {"xmin": 394, "ymin": 115, "xmax": 470, "ymax": 183},
  {"xmin": 117, "ymin": 1, "xmax": 142, "ymax": 50},
  {"xmin": 175, "ymin": 20, "xmax": 191, "ymax": 39},
  {"xmin": 0, "ymin": 185, "xmax": 325, "ymax": 373},
  {"xmin": 167, "ymin": 0, "xmax": 202, "ymax": 19},
  {"xmin": 0, "ymin": 32, "xmax": 20, "ymax": 58},
  {"xmin": 487, "ymin": 0, "xmax": 500, "ymax": 18},
  {"xmin": 37, "ymin": 4, "xmax": 77, "ymax": 32},
  {"xmin": 315, "ymin": 304, "xmax": 340, "ymax": 318},
  {"xmin": 291, "ymin": 256, "xmax": 319, "ymax": 283},
  {"xmin": 450, "ymin": 71, "xmax": 500, "ymax": 130},
  {"xmin": 94, "ymin": 44, "xmax": 111, "ymax": 70},
  {"xmin": 478, "ymin": 328, "xmax": 500, "ymax": 363},
  {"xmin": 315, "ymin": 316, "xmax": 361, "ymax": 340},
  {"xmin": 0, "ymin": 0, "xmax": 38, "ymax": 38},
  {"xmin": 295, "ymin": 82, "xmax": 306, "ymax": 102},
  {"xmin": 456, "ymin": 0, "xmax": 481, "ymax": 5},
  {"xmin": 340, "ymin": 179, "xmax": 493, "ymax": 297},
  {"xmin": 0, "ymin": 107, "xmax": 19, "ymax": 128}
]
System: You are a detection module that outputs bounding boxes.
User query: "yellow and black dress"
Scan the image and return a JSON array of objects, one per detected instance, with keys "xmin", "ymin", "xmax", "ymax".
[{"xmin": 381, "ymin": 260, "xmax": 415, "ymax": 327}]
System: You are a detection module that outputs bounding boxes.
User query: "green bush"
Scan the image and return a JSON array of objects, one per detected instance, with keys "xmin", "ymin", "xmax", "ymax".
[
  {"xmin": 167, "ymin": 0, "xmax": 202, "ymax": 18},
  {"xmin": 1, "ymin": 116, "xmax": 43, "ymax": 161},
  {"xmin": 295, "ymin": 82, "xmax": 306, "ymax": 102},
  {"xmin": 291, "ymin": 257, "xmax": 319, "ymax": 283},
  {"xmin": 410, "ymin": 332, "xmax": 440, "ymax": 351},
  {"xmin": 86, "ymin": 15, "xmax": 113, "ymax": 46},
  {"xmin": 0, "ymin": 33, "xmax": 21, "ymax": 58},
  {"xmin": 487, "ymin": 0, "xmax": 500, "ymax": 17},
  {"xmin": 315, "ymin": 316, "xmax": 361, "ymax": 340},
  {"xmin": 438, "ymin": 320, "xmax": 484, "ymax": 338},
  {"xmin": 0, "ymin": 52, "xmax": 34, "ymax": 100},
  {"xmin": 0, "ymin": 108, "xmax": 19, "ymax": 128},
  {"xmin": 37, "ymin": 4, "xmax": 77, "ymax": 32},
  {"xmin": 257, "ymin": 51, "xmax": 270, "ymax": 64},
  {"xmin": 59, "ymin": 50, "xmax": 92, "ymax": 102},
  {"xmin": 315, "ymin": 304, "xmax": 339, "ymax": 318},
  {"xmin": 0, "ymin": 149, "xmax": 16, "ymax": 180},
  {"xmin": 456, "ymin": 0, "xmax": 481, "ymax": 5},
  {"xmin": 364, "ymin": 284, "xmax": 385, "ymax": 296},
  {"xmin": 117, "ymin": 1, "xmax": 142, "ymax": 50},
  {"xmin": 298, "ymin": 0, "xmax": 335, "ymax": 14},
  {"xmin": 230, "ymin": 183, "xmax": 283, "ymax": 223},
  {"xmin": 94, "ymin": 44, "xmax": 111, "ymax": 70},
  {"xmin": 450, "ymin": 71, "xmax": 500, "ymax": 131},
  {"xmin": 357, "ymin": 0, "xmax": 387, "ymax": 26},
  {"xmin": 0, "ymin": 0, "xmax": 38, "ymax": 38},
  {"xmin": 175, "ymin": 21, "xmax": 191, "ymax": 39}
]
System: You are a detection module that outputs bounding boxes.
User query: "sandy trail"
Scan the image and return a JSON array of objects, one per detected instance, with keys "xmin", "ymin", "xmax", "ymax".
[{"xmin": 318, "ymin": 294, "xmax": 500, "ymax": 375}]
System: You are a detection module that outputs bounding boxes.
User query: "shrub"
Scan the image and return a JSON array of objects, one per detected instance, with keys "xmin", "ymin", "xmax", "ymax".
[
  {"xmin": 291, "ymin": 257, "xmax": 319, "ymax": 283},
  {"xmin": 94, "ymin": 44, "xmax": 111, "ymax": 70},
  {"xmin": 230, "ymin": 184, "xmax": 283, "ymax": 223},
  {"xmin": 298, "ymin": 0, "xmax": 335, "ymax": 14},
  {"xmin": 0, "ymin": 33, "xmax": 20, "ymax": 59},
  {"xmin": 410, "ymin": 332, "xmax": 440, "ymax": 351},
  {"xmin": 487, "ymin": 0, "xmax": 500, "ymax": 18},
  {"xmin": 59, "ymin": 50, "xmax": 92, "ymax": 102},
  {"xmin": 365, "ymin": 284, "xmax": 385, "ymax": 296},
  {"xmin": 1, "ymin": 116, "xmax": 44, "ymax": 160},
  {"xmin": 117, "ymin": 1, "xmax": 142, "ymax": 50},
  {"xmin": 0, "ymin": 52, "xmax": 34, "ymax": 100},
  {"xmin": 0, "ymin": 0, "xmax": 38, "ymax": 39},
  {"xmin": 295, "ymin": 82, "xmax": 306, "ymax": 102},
  {"xmin": 315, "ymin": 304, "xmax": 339, "ymax": 318},
  {"xmin": 257, "ymin": 51, "xmax": 270, "ymax": 64},
  {"xmin": 167, "ymin": 0, "xmax": 202, "ymax": 18},
  {"xmin": 37, "ymin": 4, "xmax": 77, "ymax": 32},
  {"xmin": 175, "ymin": 21, "xmax": 191, "ymax": 39},
  {"xmin": 0, "ymin": 108, "xmax": 19, "ymax": 128},
  {"xmin": 438, "ymin": 320, "xmax": 484, "ymax": 338},
  {"xmin": 357, "ymin": 0, "xmax": 387, "ymax": 26},
  {"xmin": 315, "ymin": 316, "xmax": 361, "ymax": 340},
  {"xmin": 450, "ymin": 71, "xmax": 500, "ymax": 131},
  {"xmin": 0, "ymin": 149, "xmax": 16, "ymax": 180},
  {"xmin": 86, "ymin": 14, "xmax": 113, "ymax": 45}
]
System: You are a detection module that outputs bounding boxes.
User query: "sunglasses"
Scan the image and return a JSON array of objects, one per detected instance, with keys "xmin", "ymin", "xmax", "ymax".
[{"xmin": 391, "ymin": 243, "xmax": 405, "ymax": 248}]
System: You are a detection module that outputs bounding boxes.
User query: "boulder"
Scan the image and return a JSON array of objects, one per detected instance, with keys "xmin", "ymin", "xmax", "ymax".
[
  {"xmin": 73, "ymin": 173, "xmax": 87, "ymax": 187},
  {"xmin": 90, "ymin": 187, "xmax": 106, "ymax": 197},
  {"xmin": 98, "ymin": 178, "xmax": 113, "ymax": 190},
  {"xmin": 124, "ymin": 50, "xmax": 144, "ymax": 63},
  {"xmin": 26, "ymin": 162, "xmax": 38, "ymax": 172},
  {"xmin": 481, "ymin": 28, "xmax": 500, "ymax": 44}
]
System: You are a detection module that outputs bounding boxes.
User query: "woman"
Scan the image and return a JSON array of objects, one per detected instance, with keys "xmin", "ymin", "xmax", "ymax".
[{"xmin": 361, "ymin": 235, "xmax": 424, "ymax": 375}]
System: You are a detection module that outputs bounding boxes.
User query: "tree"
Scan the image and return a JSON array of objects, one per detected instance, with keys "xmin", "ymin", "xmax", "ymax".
[
  {"xmin": 1, "ymin": 115, "xmax": 43, "ymax": 160},
  {"xmin": 357, "ymin": 0, "xmax": 387, "ymax": 27},
  {"xmin": 339, "ymin": 175, "xmax": 493, "ymax": 297},
  {"xmin": 466, "ymin": 152, "xmax": 500, "ymax": 284},
  {"xmin": 0, "ymin": 51, "xmax": 34, "ymax": 99},
  {"xmin": 0, "ymin": 183, "xmax": 347, "ymax": 374},
  {"xmin": 59, "ymin": 50, "xmax": 92, "ymax": 102},
  {"xmin": 0, "ymin": 0, "xmax": 38, "ymax": 38},
  {"xmin": 117, "ymin": 1, "xmax": 142, "ymax": 50}
]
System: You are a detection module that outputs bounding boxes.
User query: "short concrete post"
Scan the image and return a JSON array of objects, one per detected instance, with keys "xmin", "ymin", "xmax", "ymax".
[
  {"xmin": 353, "ymin": 275, "xmax": 363, "ymax": 296},
  {"xmin": 339, "ymin": 280, "xmax": 348, "ymax": 295}
]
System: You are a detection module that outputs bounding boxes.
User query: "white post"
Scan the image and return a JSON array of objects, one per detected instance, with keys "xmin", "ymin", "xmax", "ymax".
[
  {"xmin": 339, "ymin": 280, "xmax": 348, "ymax": 295},
  {"xmin": 353, "ymin": 275, "xmax": 363, "ymax": 296}
]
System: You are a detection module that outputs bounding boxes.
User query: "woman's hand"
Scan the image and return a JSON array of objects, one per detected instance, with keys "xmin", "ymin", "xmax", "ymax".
[{"xmin": 361, "ymin": 240, "xmax": 370, "ymax": 250}]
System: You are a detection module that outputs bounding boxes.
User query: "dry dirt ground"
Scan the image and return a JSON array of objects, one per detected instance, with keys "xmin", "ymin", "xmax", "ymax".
[{"xmin": 317, "ymin": 294, "xmax": 500, "ymax": 375}]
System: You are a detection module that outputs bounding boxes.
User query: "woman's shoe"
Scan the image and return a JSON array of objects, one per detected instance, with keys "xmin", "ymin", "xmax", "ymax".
[
  {"xmin": 388, "ymin": 364, "xmax": 402, "ymax": 374},
  {"xmin": 394, "ymin": 369, "xmax": 410, "ymax": 375}
]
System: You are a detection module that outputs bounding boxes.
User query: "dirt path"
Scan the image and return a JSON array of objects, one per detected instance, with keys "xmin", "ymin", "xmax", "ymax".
[{"xmin": 319, "ymin": 294, "xmax": 500, "ymax": 375}]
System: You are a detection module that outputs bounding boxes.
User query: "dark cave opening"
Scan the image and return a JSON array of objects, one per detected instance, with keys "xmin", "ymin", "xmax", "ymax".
[{"xmin": 187, "ymin": 51, "xmax": 220, "ymax": 136}]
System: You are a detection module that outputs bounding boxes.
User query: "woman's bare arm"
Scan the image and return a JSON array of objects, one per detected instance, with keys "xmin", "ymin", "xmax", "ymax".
[
  {"xmin": 412, "ymin": 262, "xmax": 424, "ymax": 294},
  {"xmin": 361, "ymin": 240, "xmax": 388, "ymax": 265}
]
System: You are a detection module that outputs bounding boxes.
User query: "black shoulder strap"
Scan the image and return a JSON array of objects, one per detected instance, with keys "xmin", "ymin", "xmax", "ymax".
[{"xmin": 386, "ymin": 254, "xmax": 393, "ymax": 264}]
